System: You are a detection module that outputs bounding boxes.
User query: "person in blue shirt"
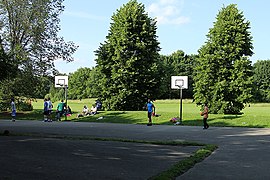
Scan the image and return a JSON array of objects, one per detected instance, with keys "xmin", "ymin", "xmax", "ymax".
[
  {"xmin": 145, "ymin": 99, "xmax": 155, "ymax": 126},
  {"xmin": 43, "ymin": 98, "xmax": 49, "ymax": 122}
]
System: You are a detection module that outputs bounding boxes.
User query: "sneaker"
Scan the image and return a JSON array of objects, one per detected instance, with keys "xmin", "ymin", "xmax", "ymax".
[
  {"xmin": 12, "ymin": 119, "xmax": 15, "ymax": 122},
  {"xmin": 147, "ymin": 123, "xmax": 152, "ymax": 126}
]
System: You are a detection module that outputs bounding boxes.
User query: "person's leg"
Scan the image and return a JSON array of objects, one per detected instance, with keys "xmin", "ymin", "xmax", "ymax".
[
  {"xmin": 11, "ymin": 111, "xmax": 16, "ymax": 122},
  {"xmin": 203, "ymin": 118, "xmax": 207, "ymax": 129},
  {"xmin": 147, "ymin": 112, "xmax": 152, "ymax": 126}
]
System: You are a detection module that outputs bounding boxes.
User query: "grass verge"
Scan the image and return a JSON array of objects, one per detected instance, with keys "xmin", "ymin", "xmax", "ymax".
[{"xmin": 149, "ymin": 144, "xmax": 217, "ymax": 180}]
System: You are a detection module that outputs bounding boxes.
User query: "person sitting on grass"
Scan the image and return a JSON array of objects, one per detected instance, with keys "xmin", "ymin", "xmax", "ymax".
[
  {"xmin": 82, "ymin": 105, "xmax": 90, "ymax": 115},
  {"xmin": 66, "ymin": 106, "xmax": 72, "ymax": 117},
  {"xmin": 90, "ymin": 104, "xmax": 97, "ymax": 115},
  {"xmin": 77, "ymin": 105, "xmax": 90, "ymax": 118}
]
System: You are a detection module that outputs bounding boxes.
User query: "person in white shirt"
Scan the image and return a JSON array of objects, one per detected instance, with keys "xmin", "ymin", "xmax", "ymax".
[{"xmin": 11, "ymin": 98, "xmax": 16, "ymax": 122}]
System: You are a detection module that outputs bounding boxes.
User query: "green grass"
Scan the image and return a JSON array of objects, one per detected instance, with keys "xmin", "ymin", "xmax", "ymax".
[{"xmin": 1, "ymin": 99, "xmax": 270, "ymax": 128}]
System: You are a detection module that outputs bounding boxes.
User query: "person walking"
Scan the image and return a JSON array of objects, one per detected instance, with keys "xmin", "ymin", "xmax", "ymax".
[
  {"xmin": 145, "ymin": 99, "xmax": 155, "ymax": 126},
  {"xmin": 43, "ymin": 98, "xmax": 49, "ymax": 122},
  {"xmin": 47, "ymin": 97, "xmax": 53, "ymax": 122},
  {"xmin": 202, "ymin": 103, "xmax": 209, "ymax": 129},
  {"xmin": 56, "ymin": 100, "xmax": 65, "ymax": 121},
  {"xmin": 11, "ymin": 98, "xmax": 16, "ymax": 122}
]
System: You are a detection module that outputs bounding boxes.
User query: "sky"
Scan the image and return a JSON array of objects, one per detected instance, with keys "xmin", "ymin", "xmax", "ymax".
[{"xmin": 55, "ymin": 0, "xmax": 270, "ymax": 74}]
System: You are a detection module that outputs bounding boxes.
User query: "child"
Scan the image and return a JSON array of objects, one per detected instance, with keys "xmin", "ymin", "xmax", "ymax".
[{"xmin": 11, "ymin": 98, "xmax": 16, "ymax": 122}]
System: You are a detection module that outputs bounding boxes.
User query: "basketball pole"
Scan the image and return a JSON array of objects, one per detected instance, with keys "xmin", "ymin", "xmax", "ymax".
[
  {"xmin": 171, "ymin": 76, "xmax": 188, "ymax": 125},
  {"xmin": 179, "ymin": 86, "xmax": 183, "ymax": 124},
  {"xmin": 64, "ymin": 85, "xmax": 68, "ymax": 121},
  {"xmin": 176, "ymin": 85, "xmax": 183, "ymax": 125}
]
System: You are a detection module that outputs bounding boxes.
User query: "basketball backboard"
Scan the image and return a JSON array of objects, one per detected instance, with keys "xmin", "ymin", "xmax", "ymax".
[
  {"xmin": 55, "ymin": 76, "xmax": 68, "ymax": 88},
  {"xmin": 171, "ymin": 76, "xmax": 188, "ymax": 89}
]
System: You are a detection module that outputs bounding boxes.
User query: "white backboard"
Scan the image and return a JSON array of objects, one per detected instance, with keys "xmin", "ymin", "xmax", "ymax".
[
  {"xmin": 171, "ymin": 76, "xmax": 188, "ymax": 89},
  {"xmin": 55, "ymin": 76, "xmax": 68, "ymax": 88}
]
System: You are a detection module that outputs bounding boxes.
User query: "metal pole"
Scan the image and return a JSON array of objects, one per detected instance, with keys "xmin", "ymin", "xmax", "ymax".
[
  {"xmin": 65, "ymin": 85, "xmax": 67, "ymax": 121},
  {"xmin": 179, "ymin": 87, "xmax": 183, "ymax": 124}
]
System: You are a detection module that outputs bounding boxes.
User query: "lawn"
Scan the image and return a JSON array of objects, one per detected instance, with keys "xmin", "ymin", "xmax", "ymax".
[{"xmin": 1, "ymin": 99, "xmax": 270, "ymax": 128}]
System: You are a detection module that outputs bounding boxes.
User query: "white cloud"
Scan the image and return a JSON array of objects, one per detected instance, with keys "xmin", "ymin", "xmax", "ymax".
[{"xmin": 147, "ymin": 0, "xmax": 190, "ymax": 25}]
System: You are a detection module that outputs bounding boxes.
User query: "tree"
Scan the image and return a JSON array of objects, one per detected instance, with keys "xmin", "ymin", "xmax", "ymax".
[
  {"xmin": 193, "ymin": 4, "xmax": 253, "ymax": 114},
  {"xmin": 0, "ymin": 0, "xmax": 77, "ymax": 99},
  {"xmin": 68, "ymin": 67, "xmax": 92, "ymax": 100},
  {"xmin": 253, "ymin": 60, "xmax": 270, "ymax": 102},
  {"xmin": 158, "ymin": 51, "xmax": 196, "ymax": 99},
  {"xmin": 95, "ymin": 0, "xmax": 160, "ymax": 110}
]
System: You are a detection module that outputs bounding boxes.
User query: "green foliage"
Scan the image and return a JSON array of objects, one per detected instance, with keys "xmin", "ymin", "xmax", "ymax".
[
  {"xmin": 0, "ymin": 0, "xmax": 77, "ymax": 99},
  {"xmin": 48, "ymin": 85, "xmax": 65, "ymax": 103},
  {"xmin": 68, "ymin": 67, "xmax": 103, "ymax": 100},
  {"xmin": 17, "ymin": 100, "xmax": 33, "ymax": 111},
  {"xmin": 95, "ymin": 0, "xmax": 160, "ymax": 110},
  {"xmin": 68, "ymin": 67, "xmax": 92, "ymax": 99},
  {"xmin": 158, "ymin": 51, "xmax": 197, "ymax": 99},
  {"xmin": 193, "ymin": 4, "xmax": 253, "ymax": 114},
  {"xmin": 253, "ymin": 60, "xmax": 270, "ymax": 102}
]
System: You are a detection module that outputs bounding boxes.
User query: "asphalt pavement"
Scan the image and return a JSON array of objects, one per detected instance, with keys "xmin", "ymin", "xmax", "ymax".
[{"xmin": 1, "ymin": 120, "xmax": 270, "ymax": 180}]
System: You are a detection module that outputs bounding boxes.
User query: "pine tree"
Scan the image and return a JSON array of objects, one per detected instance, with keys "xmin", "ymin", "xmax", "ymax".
[
  {"xmin": 193, "ymin": 4, "xmax": 253, "ymax": 114},
  {"xmin": 95, "ymin": 0, "xmax": 160, "ymax": 110}
]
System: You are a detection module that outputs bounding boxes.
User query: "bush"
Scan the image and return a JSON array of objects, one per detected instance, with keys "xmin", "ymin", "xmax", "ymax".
[{"xmin": 18, "ymin": 101, "xmax": 33, "ymax": 111}]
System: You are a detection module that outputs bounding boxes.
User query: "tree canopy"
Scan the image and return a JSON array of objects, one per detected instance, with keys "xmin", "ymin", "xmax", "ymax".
[
  {"xmin": 158, "ymin": 51, "xmax": 196, "ymax": 99},
  {"xmin": 193, "ymin": 4, "xmax": 253, "ymax": 114},
  {"xmin": 95, "ymin": 0, "xmax": 160, "ymax": 110},
  {"xmin": 0, "ymin": 0, "xmax": 77, "ymax": 101}
]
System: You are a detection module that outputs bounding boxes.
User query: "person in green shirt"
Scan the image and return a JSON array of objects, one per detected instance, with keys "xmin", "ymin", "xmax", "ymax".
[{"xmin": 56, "ymin": 100, "xmax": 65, "ymax": 121}]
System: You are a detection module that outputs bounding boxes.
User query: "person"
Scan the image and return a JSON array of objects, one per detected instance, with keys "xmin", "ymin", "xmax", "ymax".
[
  {"xmin": 66, "ymin": 106, "xmax": 72, "ymax": 116},
  {"xmin": 47, "ymin": 97, "xmax": 53, "ymax": 122},
  {"xmin": 56, "ymin": 100, "xmax": 65, "ymax": 121},
  {"xmin": 145, "ymin": 99, "xmax": 155, "ymax": 126},
  {"xmin": 11, "ymin": 98, "xmax": 16, "ymax": 122},
  {"xmin": 43, "ymin": 98, "xmax": 49, "ymax": 122},
  {"xmin": 77, "ymin": 105, "xmax": 89, "ymax": 118},
  {"xmin": 90, "ymin": 104, "xmax": 97, "ymax": 115},
  {"xmin": 95, "ymin": 99, "xmax": 102, "ymax": 110},
  {"xmin": 82, "ymin": 105, "xmax": 89, "ymax": 115},
  {"xmin": 202, "ymin": 103, "xmax": 209, "ymax": 129}
]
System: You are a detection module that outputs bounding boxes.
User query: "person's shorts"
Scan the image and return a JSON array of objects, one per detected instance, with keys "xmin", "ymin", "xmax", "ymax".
[
  {"xmin": 11, "ymin": 110, "xmax": 16, "ymax": 117},
  {"xmin": 43, "ymin": 111, "xmax": 49, "ymax": 115},
  {"xmin": 148, "ymin": 112, "xmax": 152, "ymax": 118}
]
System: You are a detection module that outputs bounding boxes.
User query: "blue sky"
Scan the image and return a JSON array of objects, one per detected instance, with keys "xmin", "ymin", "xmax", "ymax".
[{"xmin": 55, "ymin": 0, "xmax": 270, "ymax": 74}]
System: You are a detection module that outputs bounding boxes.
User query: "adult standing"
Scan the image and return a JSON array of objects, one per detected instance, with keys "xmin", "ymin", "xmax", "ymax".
[
  {"xmin": 43, "ymin": 98, "xmax": 49, "ymax": 122},
  {"xmin": 47, "ymin": 97, "xmax": 53, "ymax": 122},
  {"xmin": 11, "ymin": 98, "xmax": 16, "ymax": 122},
  {"xmin": 56, "ymin": 100, "xmax": 65, "ymax": 121},
  {"xmin": 202, "ymin": 103, "xmax": 209, "ymax": 129},
  {"xmin": 145, "ymin": 99, "xmax": 155, "ymax": 126}
]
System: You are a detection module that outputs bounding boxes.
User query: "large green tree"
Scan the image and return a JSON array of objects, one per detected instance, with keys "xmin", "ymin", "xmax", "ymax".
[
  {"xmin": 95, "ymin": 0, "xmax": 160, "ymax": 110},
  {"xmin": 193, "ymin": 4, "xmax": 253, "ymax": 114},
  {"xmin": 0, "ymin": 0, "xmax": 77, "ymax": 99}
]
